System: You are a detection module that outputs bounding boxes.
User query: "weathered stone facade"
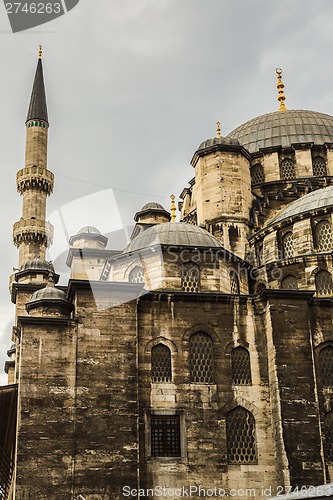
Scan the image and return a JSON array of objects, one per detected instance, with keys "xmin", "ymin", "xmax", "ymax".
[{"xmin": 3, "ymin": 58, "xmax": 333, "ymax": 500}]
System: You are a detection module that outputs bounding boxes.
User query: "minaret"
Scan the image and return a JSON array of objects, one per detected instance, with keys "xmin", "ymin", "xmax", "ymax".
[{"xmin": 13, "ymin": 47, "xmax": 54, "ymax": 268}]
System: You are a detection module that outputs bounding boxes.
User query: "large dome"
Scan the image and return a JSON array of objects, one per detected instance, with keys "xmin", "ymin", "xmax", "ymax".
[
  {"xmin": 124, "ymin": 222, "xmax": 223, "ymax": 253},
  {"xmin": 228, "ymin": 110, "xmax": 333, "ymax": 153},
  {"xmin": 268, "ymin": 185, "xmax": 333, "ymax": 227}
]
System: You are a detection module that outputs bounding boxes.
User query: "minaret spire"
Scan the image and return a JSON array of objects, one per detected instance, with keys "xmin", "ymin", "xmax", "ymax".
[{"xmin": 13, "ymin": 49, "xmax": 54, "ymax": 268}]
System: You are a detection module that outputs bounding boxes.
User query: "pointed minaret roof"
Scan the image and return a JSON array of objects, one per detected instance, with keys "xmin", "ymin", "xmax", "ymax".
[{"xmin": 26, "ymin": 48, "xmax": 48, "ymax": 123}]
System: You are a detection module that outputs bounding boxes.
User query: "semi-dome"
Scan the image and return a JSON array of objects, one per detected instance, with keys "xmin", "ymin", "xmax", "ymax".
[
  {"xmin": 124, "ymin": 222, "xmax": 223, "ymax": 253},
  {"xmin": 228, "ymin": 110, "xmax": 333, "ymax": 153},
  {"xmin": 20, "ymin": 256, "xmax": 55, "ymax": 272},
  {"xmin": 268, "ymin": 185, "xmax": 333, "ymax": 227}
]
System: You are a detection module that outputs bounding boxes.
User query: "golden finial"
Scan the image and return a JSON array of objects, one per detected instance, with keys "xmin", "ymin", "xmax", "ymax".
[
  {"xmin": 38, "ymin": 45, "xmax": 43, "ymax": 59},
  {"xmin": 170, "ymin": 194, "xmax": 177, "ymax": 223},
  {"xmin": 276, "ymin": 68, "xmax": 287, "ymax": 111},
  {"xmin": 216, "ymin": 121, "xmax": 221, "ymax": 138}
]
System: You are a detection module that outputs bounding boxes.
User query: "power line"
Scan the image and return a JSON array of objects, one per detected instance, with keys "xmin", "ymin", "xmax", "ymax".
[{"xmin": 54, "ymin": 172, "xmax": 171, "ymax": 201}]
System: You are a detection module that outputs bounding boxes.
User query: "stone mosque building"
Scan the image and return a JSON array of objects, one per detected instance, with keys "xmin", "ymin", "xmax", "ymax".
[{"xmin": 2, "ymin": 51, "xmax": 333, "ymax": 499}]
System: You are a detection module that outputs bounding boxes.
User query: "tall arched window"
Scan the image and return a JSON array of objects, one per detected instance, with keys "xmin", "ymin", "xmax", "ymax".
[
  {"xmin": 315, "ymin": 220, "xmax": 333, "ymax": 252},
  {"xmin": 181, "ymin": 262, "xmax": 200, "ymax": 292},
  {"xmin": 226, "ymin": 406, "xmax": 257, "ymax": 464},
  {"xmin": 280, "ymin": 158, "xmax": 295, "ymax": 180},
  {"xmin": 151, "ymin": 344, "xmax": 172, "ymax": 383},
  {"xmin": 323, "ymin": 411, "xmax": 333, "ymax": 462},
  {"xmin": 129, "ymin": 266, "xmax": 145, "ymax": 283},
  {"xmin": 312, "ymin": 156, "xmax": 327, "ymax": 177},
  {"xmin": 282, "ymin": 231, "xmax": 294, "ymax": 258},
  {"xmin": 281, "ymin": 275, "xmax": 298, "ymax": 290},
  {"xmin": 315, "ymin": 270, "xmax": 333, "ymax": 296},
  {"xmin": 319, "ymin": 346, "xmax": 333, "ymax": 386},
  {"xmin": 251, "ymin": 164, "xmax": 265, "ymax": 185},
  {"xmin": 189, "ymin": 332, "xmax": 214, "ymax": 383},
  {"xmin": 231, "ymin": 347, "xmax": 252, "ymax": 385},
  {"xmin": 230, "ymin": 271, "xmax": 240, "ymax": 294}
]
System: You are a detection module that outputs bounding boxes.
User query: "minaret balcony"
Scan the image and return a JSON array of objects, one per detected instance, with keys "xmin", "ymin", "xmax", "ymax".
[
  {"xmin": 17, "ymin": 166, "xmax": 54, "ymax": 195},
  {"xmin": 13, "ymin": 218, "xmax": 54, "ymax": 247}
]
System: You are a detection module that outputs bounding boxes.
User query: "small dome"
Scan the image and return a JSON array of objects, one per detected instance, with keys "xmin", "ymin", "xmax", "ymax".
[
  {"xmin": 124, "ymin": 222, "xmax": 223, "ymax": 253},
  {"xmin": 141, "ymin": 202, "xmax": 166, "ymax": 211},
  {"xmin": 228, "ymin": 109, "xmax": 333, "ymax": 153},
  {"xmin": 29, "ymin": 283, "xmax": 67, "ymax": 302},
  {"xmin": 78, "ymin": 226, "xmax": 101, "ymax": 235},
  {"xmin": 197, "ymin": 136, "xmax": 240, "ymax": 151},
  {"xmin": 20, "ymin": 256, "xmax": 55, "ymax": 272},
  {"xmin": 268, "ymin": 185, "xmax": 333, "ymax": 227}
]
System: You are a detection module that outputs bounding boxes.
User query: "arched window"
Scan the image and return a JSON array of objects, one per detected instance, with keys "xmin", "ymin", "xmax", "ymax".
[
  {"xmin": 151, "ymin": 344, "xmax": 172, "ymax": 383},
  {"xmin": 315, "ymin": 220, "xmax": 333, "ymax": 252},
  {"xmin": 282, "ymin": 231, "xmax": 294, "ymax": 258},
  {"xmin": 230, "ymin": 271, "xmax": 240, "ymax": 294},
  {"xmin": 315, "ymin": 270, "xmax": 333, "ymax": 296},
  {"xmin": 312, "ymin": 156, "xmax": 327, "ymax": 177},
  {"xmin": 231, "ymin": 347, "xmax": 252, "ymax": 385},
  {"xmin": 129, "ymin": 266, "xmax": 145, "ymax": 283},
  {"xmin": 323, "ymin": 411, "xmax": 333, "ymax": 462},
  {"xmin": 189, "ymin": 332, "xmax": 214, "ymax": 383},
  {"xmin": 319, "ymin": 346, "xmax": 333, "ymax": 386},
  {"xmin": 251, "ymin": 164, "xmax": 265, "ymax": 185},
  {"xmin": 181, "ymin": 262, "xmax": 200, "ymax": 292},
  {"xmin": 280, "ymin": 158, "xmax": 295, "ymax": 180},
  {"xmin": 226, "ymin": 406, "xmax": 257, "ymax": 464},
  {"xmin": 281, "ymin": 275, "xmax": 298, "ymax": 290}
]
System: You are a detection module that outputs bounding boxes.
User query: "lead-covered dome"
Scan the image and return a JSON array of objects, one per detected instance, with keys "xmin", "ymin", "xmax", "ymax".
[
  {"xmin": 20, "ymin": 256, "xmax": 54, "ymax": 272},
  {"xmin": 268, "ymin": 185, "xmax": 333, "ymax": 227},
  {"xmin": 124, "ymin": 222, "xmax": 223, "ymax": 253},
  {"xmin": 228, "ymin": 110, "xmax": 333, "ymax": 153}
]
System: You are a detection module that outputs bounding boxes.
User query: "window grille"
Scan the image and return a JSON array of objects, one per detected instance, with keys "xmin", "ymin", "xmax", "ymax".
[
  {"xmin": 316, "ymin": 220, "xmax": 333, "ymax": 252},
  {"xmin": 323, "ymin": 411, "xmax": 333, "ymax": 462},
  {"xmin": 100, "ymin": 261, "xmax": 111, "ymax": 281},
  {"xmin": 313, "ymin": 156, "xmax": 327, "ymax": 177},
  {"xmin": 281, "ymin": 275, "xmax": 298, "ymax": 290},
  {"xmin": 280, "ymin": 158, "xmax": 295, "ymax": 180},
  {"xmin": 251, "ymin": 164, "xmax": 265, "ymax": 185},
  {"xmin": 231, "ymin": 347, "xmax": 252, "ymax": 385},
  {"xmin": 189, "ymin": 332, "xmax": 214, "ymax": 383},
  {"xmin": 151, "ymin": 415, "xmax": 181, "ymax": 457},
  {"xmin": 282, "ymin": 231, "xmax": 294, "ymax": 258},
  {"xmin": 226, "ymin": 406, "xmax": 257, "ymax": 464},
  {"xmin": 181, "ymin": 262, "xmax": 200, "ymax": 292},
  {"xmin": 230, "ymin": 271, "xmax": 240, "ymax": 294},
  {"xmin": 319, "ymin": 346, "xmax": 333, "ymax": 386},
  {"xmin": 129, "ymin": 266, "xmax": 145, "ymax": 283},
  {"xmin": 151, "ymin": 344, "xmax": 172, "ymax": 383},
  {"xmin": 315, "ymin": 270, "xmax": 333, "ymax": 296}
]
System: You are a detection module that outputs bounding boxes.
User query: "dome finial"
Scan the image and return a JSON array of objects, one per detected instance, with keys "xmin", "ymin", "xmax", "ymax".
[
  {"xmin": 38, "ymin": 45, "xmax": 42, "ymax": 59},
  {"xmin": 216, "ymin": 121, "xmax": 221, "ymax": 138},
  {"xmin": 276, "ymin": 68, "xmax": 287, "ymax": 111},
  {"xmin": 170, "ymin": 194, "xmax": 177, "ymax": 223}
]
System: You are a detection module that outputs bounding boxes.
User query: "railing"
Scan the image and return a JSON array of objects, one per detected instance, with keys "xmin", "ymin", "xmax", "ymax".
[{"xmin": 0, "ymin": 445, "xmax": 14, "ymax": 499}]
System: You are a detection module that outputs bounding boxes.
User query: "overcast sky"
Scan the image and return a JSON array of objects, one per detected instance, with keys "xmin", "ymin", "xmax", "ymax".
[{"xmin": 1, "ymin": 0, "xmax": 333, "ymax": 383}]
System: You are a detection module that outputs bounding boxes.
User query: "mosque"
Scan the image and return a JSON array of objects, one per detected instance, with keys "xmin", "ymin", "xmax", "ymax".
[{"xmin": 1, "ymin": 50, "xmax": 333, "ymax": 499}]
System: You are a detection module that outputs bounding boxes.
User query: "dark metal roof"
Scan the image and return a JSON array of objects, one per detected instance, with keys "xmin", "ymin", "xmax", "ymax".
[
  {"xmin": 124, "ymin": 222, "xmax": 223, "ymax": 253},
  {"xmin": 228, "ymin": 110, "xmax": 333, "ymax": 153},
  {"xmin": 26, "ymin": 58, "xmax": 48, "ymax": 123},
  {"xmin": 268, "ymin": 185, "xmax": 333, "ymax": 226}
]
